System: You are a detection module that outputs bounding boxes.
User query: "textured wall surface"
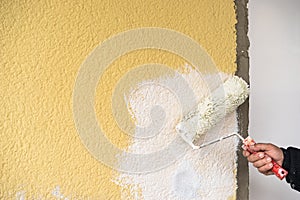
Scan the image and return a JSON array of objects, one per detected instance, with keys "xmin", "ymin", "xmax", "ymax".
[{"xmin": 0, "ymin": 0, "xmax": 238, "ymax": 199}]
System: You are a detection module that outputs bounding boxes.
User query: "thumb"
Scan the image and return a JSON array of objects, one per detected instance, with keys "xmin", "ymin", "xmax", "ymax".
[{"xmin": 250, "ymin": 143, "xmax": 273, "ymax": 152}]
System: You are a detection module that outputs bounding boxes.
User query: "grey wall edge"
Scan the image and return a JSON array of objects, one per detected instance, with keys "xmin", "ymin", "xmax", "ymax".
[{"xmin": 235, "ymin": 0, "xmax": 250, "ymax": 200}]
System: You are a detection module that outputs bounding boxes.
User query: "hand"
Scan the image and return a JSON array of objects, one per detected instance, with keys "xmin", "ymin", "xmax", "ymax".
[{"xmin": 243, "ymin": 143, "xmax": 284, "ymax": 176}]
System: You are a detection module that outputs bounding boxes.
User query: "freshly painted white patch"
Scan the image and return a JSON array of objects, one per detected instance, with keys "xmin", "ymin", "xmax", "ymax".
[
  {"xmin": 114, "ymin": 65, "xmax": 238, "ymax": 199},
  {"xmin": 52, "ymin": 186, "xmax": 70, "ymax": 200},
  {"xmin": 172, "ymin": 161, "xmax": 201, "ymax": 199},
  {"xmin": 16, "ymin": 190, "xmax": 26, "ymax": 200}
]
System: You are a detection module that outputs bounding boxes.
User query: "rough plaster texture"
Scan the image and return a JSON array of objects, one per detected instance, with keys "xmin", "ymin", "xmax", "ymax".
[
  {"xmin": 114, "ymin": 68, "xmax": 239, "ymax": 199},
  {"xmin": 0, "ymin": 0, "xmax": 241, "ymax": 199},
  {"xmin": 234, "ymin": 0, "xmax": 250, "ymax": 199}
]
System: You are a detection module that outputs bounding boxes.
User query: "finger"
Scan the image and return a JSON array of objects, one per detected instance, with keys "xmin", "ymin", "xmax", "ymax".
[
  {"xmin": 253, "ymin": 156, "xmax": 272, "ymax": 168},
  {"xmin": 250, "ymin": 143, "xmax": 273, "ymax": 152},
  {"xmin": 247, "ymin": 152, "xmax": 265, "ymax": 163},
  {"xmin": 243, "ymin": 150, "xmax": 250, "ymax": 157},
  {"xmin": 257, "ymin": 162, "xmax": 273, "ymax": 174},
  {"xmin": 263, "ymin": 171, "xmax": 274, "ymax": 176}
]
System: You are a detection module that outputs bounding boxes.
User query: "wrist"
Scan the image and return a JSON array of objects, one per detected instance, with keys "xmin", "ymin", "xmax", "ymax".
[{"xmin": 280, "ymin": 148, "xmax": 287, "ymax": 168}]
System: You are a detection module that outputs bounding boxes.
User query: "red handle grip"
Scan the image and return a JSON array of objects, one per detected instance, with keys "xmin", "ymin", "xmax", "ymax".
[
  {"xmin": 243, "ymin": 136, "xmax": 288, "ymax": 180},
  {"xmin": 271, "ymin": 160, "xmax": 288, "ymax": 180}
]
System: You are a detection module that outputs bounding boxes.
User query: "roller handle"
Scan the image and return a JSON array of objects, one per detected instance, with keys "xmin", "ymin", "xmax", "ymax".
[
  {"xmin": 270, "ymin": 160, "xmax": 288, "ymax": 180},
  {"xmin": 243, "ymin": 136, "xmax": 288, "ymax": 180}
]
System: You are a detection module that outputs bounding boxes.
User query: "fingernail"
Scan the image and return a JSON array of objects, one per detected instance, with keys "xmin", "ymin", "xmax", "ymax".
[
  {"xmin": 258, "ymin": 153, "xmax": 264, "ymax": 158},
  {"xmin": 266, "ymin": 157, "xmax": 271, "ymax": 162},
  {"xmin": 269, "ymin": 163, "xmax": 273, "ymax": 167}
]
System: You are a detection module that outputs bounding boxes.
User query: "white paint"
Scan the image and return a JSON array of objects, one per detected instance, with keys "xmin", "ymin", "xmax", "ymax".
[
  {"xmin": 114, "ymin": 65, "xmax": 239, "ymax": 199},
  {"xmin": 16, "ymin": 190, "xmax": 26, "ymax": 200},
  {"xmin": 176, "ymin": 76, "xmax": 249, "ymax": 148},
  {"xmin": 172, "ymin": 161, "xmax": 201, "ymax": 199},
  {"xmin": 52, "ymin": 186, "xmax": 70, "ymax": 200}
]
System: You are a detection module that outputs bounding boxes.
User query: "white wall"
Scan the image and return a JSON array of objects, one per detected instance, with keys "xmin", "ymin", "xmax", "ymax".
[{"xmin": 249, "ymin": 0, "xmax": 300, "ymax": 199}]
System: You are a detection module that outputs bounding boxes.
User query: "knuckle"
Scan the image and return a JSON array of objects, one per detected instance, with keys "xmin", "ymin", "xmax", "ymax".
[
  {"xmin": 248, "ymin": 157, "xmax": 255, "ymax": 163},
  {"xmin": 266, "ymin": 143, "xmax": 274, "ymax": 149}
]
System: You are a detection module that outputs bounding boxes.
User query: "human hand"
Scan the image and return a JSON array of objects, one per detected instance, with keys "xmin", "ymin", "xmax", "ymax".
[{"xmin": 243, "ymin": 143, "xmax": 284, "ymax": 176}]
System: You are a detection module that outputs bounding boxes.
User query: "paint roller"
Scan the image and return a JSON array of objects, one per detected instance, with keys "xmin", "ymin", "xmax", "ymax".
[{"xmin": 175, "ymin": 75, "xmax": 288, "ymax": 180}]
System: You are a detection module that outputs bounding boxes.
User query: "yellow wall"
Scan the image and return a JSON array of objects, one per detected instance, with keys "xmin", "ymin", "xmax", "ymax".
[{"xmin": 0, "ymin": 0, "xmax": 237, "ymax": 199}]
